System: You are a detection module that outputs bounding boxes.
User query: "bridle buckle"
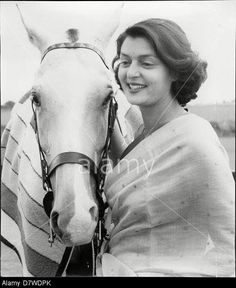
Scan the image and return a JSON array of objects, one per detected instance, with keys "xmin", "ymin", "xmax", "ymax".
[{"xmin": 48, "ymin": 229, "xmax": 56, "ymax": 247}]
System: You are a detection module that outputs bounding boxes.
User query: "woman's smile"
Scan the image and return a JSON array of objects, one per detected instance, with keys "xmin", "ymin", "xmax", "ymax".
[{"xmin": 127, "ymin": 82, "xmax": 147, "ymax": 93}]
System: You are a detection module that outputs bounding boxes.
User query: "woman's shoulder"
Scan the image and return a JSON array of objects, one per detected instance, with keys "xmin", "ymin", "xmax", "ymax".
[
  {"xmin": 158, "ymin": 112, "xmax": 227, "ymax": 159},
  {"xmin": 176, "ymin": 113, "xmax": 230, "ymax": 163},
  {"xmin": 175, "ymin": 112, "xmax": 218, "ymax": 142},
  {"xmin": 178, "ymin": 112, "xmax": 213, "ymax": 128},
  {"xmin": 150, "ymin": 112, "xmax": 218, "ymax": 146},
  {"xmin": 146, "ymin": 113, "xmax": 218, "ymax": 153}
]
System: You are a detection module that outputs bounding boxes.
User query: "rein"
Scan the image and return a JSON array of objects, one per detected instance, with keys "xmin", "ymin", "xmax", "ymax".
[{"xmin": 32, "ymin": 42, "xmax": 118, "ymax": 276}]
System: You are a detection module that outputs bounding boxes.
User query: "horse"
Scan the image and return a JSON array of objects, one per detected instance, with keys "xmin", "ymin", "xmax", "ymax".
[{"xmin": 1, "ymin": 4, "xmax": 142, "ymax": 277}]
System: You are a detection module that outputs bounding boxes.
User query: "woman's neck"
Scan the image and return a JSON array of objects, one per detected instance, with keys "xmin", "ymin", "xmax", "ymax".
[{"xmin": 139, "ymin": 98, "xmax": 186, "ymax": 135}]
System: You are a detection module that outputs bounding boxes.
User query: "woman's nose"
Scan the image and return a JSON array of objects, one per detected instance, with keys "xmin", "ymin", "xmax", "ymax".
[{"xmin": 127, "ymin": 62, "xmax": 140, "ymax": 78}]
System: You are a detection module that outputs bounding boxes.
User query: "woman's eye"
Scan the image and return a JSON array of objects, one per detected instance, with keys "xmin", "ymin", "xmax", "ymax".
[
  {"xmin": 31, "ymin": 92, "xmax": 41, "ymax": 106},
  {"xmin": 142, "ymin": 62, "xmax": 154, "ymax": 67},
  {"xmin": 119, "ymin": 60, "xmax": 130, "ymax": 67}
]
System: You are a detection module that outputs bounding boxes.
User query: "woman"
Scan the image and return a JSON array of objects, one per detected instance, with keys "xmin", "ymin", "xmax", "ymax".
[{"xmin": 97, "ymin": 18, "xmax": 235, "ymax": 277}]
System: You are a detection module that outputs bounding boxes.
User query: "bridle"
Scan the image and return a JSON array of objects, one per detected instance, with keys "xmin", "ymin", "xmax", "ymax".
[{"xmin": 31, "ymin": 42, "xmax": 118, "ymax": 276}]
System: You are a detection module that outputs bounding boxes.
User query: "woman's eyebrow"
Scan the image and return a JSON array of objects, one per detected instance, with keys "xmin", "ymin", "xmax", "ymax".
[
  {"xmin": 120, "ymin": 52, "xmax": 157, "ymax": 58},
  {"xmin": 139, "ymin": 55, "xmax": 157, "ymax": 59},
  {"xmin": 120, "ymin": 53, "xmax": 130, "ymax": 57}
]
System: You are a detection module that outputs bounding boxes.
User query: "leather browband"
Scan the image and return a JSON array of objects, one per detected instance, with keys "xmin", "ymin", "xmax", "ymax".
[{"xmin": 41, "ymin": 42, "xmax": 109, "ymax": 69}]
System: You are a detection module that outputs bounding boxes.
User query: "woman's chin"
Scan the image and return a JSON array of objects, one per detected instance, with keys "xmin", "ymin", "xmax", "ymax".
[{"xmin": 126, "ymin": 94, "xmax": 146, "ymax": 106}]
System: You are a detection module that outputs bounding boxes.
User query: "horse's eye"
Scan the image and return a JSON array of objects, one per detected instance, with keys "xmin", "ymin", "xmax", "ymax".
[{"xmin": 31, "ymin": 92, "xmax": 41, "ymax": 107}]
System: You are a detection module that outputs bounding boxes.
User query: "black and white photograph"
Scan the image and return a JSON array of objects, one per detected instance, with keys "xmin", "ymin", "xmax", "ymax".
[{"xmin": 1, "ymin": 1, "xmax": 235, "ymax": 279}]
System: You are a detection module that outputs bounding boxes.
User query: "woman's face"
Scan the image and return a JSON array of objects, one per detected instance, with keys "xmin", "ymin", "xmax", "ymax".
[{"xmin": 118, "ymin": 36, "xmax": 175, "ymax": 107}]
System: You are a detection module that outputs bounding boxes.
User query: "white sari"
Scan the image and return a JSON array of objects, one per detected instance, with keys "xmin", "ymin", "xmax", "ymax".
[{"xmin": 99, "ymin": 113, "xmax": 235, "ymax": 277}]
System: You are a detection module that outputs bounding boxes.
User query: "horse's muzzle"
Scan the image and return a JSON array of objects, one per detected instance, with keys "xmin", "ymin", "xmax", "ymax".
[{"xmin": 50, "ymin": 204, "xmax": 98, "ymax": 245}]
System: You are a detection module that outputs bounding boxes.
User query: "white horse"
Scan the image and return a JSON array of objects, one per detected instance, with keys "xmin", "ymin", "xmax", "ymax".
[{"xmin": 1, "ymin": 4, "xmax": 142, "ymax": 277}]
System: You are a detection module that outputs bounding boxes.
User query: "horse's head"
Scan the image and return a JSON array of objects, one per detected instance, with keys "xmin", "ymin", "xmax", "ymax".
[{"xmin": 17, "ymin": 3, "xmax": 123, "ymax": 246}]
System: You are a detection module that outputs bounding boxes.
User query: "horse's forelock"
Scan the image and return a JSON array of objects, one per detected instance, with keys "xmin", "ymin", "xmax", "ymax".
[{"xmin": 66, "ymin": 28, "xmax": 79, "ymax": 43}]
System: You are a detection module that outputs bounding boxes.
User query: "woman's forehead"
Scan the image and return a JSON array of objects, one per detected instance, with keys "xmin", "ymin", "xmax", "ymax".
[{"xmin": 120, "ymin": 36, "xmax": 156, "ymax": 57}]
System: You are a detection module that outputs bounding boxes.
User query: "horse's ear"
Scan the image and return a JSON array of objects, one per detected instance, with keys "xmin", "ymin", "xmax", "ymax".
[
  {"xmin": 16, "ymin": 3, "xmax": 48, "ymax": 53},
  {"xmin": 94, "ymin": 2, "xmax": 124, "ymax": 51}
]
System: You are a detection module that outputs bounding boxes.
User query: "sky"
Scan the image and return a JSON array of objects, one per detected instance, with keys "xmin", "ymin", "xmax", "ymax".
[{"xmin": 1, "ymin": 1, "xmax": 236, "ymax": 105}]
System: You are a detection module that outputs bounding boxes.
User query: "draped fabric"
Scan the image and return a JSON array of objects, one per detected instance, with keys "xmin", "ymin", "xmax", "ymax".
[
  {"xmin": 102, "ymin": 113, "xmax": 235, "ymax": 277},
  {"xmin": 1, "ymin": 100, "xmax": 65, "ymax": 276}
]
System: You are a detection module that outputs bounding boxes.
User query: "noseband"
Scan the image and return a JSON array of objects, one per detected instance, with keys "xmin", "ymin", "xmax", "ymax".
[{"xmin": 31, "ymin": 42, "xmax": 118, "ymax": 275}]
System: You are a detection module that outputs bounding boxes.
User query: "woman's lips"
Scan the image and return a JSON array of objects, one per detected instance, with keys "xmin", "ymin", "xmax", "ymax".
[{"xmin": 127, "ymin": 83, "xmax": 147, "ymax": 92}]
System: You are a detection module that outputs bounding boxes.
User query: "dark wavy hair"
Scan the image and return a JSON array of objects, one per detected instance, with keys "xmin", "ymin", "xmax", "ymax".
[{"xmin": 112, "ymin": 18, "xmax": 208, "ymax": 106}]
